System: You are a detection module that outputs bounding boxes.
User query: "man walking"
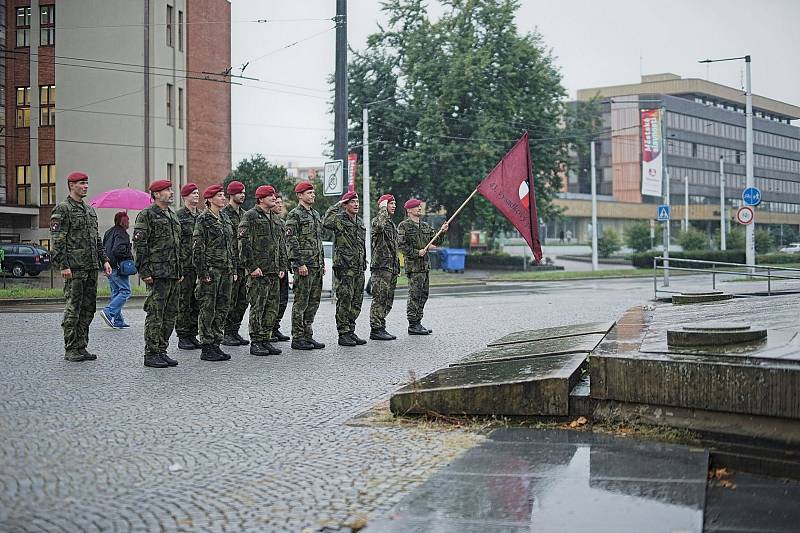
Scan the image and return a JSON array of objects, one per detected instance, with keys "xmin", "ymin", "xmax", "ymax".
[
  {"xmin": 270, "ymin": 191, "xmax": 291, "ymax": 343},
  {"xmin": 50, "ymin": 171, "xmax": 112, "ymax": 362},
  {"xmin": 285, "ymin": 181, "xmax": 325, "ymax": 351},
  {"xmin": 323, "ymin": 191, "xmax": 367, "ymax": 347},
  {"xmin": 193, "ymin": 185, "xmax": 238, "ymax": 362},
  {"xmin": 100, "ymin": 211, "xmax": 133, "ymax": 329},
  {"xmin": 176, "ymin": 182, "xmax": 202, "ymax": 350},
  {"xmin": 398, "ymin": 198, "xmax": 448, "ymax": 335},
  {"xmin": 369, "ymin": 194, "xmax": 399, "ymax": 341},
  {"xmin": 133, "ymin": 179, "xmax": 182, "ymax": 368},
  {"xmin": 238, "ymin": 185, "xmax": 286, "ymax": 356},
  {"xmin": 221, "ymin": 180, "xmax": 249, "ymax": 347}
]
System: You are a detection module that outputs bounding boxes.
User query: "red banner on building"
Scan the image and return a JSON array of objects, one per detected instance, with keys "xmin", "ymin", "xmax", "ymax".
[
  {"xmin": 347, "ymin": 153, "xmax": 358, "ymax": 192},
  {"xmin": 640, "ymin": 108, "xmax": 664, "ymax": 197}
]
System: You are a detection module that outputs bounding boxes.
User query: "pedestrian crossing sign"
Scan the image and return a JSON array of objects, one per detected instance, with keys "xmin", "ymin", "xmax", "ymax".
[{"xmin": 657, "ymin": 205, "xmax": 670, "ymax": 222}]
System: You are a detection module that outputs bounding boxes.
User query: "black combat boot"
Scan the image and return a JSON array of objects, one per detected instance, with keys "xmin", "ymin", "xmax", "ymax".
[
  {"xmin": 291, "ymin": 338, "xmax": 315, "ymax": 350},
  {"xmin": 221, "ymin": 333, "xmax": 240, "ymax": 346},
  {"xmin": 272, "ymin": 329, "xmax": 290, "ymax": 342},
  {"xmin": 160, "ymin": 353, "xmax": 179, "ymax": 367},
  {"xmin": 213, "ymin": 344, "xmax": 231, "ymax": 360},
  {"xmin": 370, "ymin": 328, "xmax": 395, "ymax": 341},
  {"xmin": 408, "ymin": 322, "xmax": 430, "ymax": 335},
  {"xmin": 144, "ymin": 354, "xmax": 169, "ymax": 368},
  {"xmin": 201, "ymin": 345, "xmax": 226, "ymax": 361},
  {"xmin": 233, "ymin": 332, "xmax": 250, "ymax": 346},
  {"xmin": 351, "ymin": 332, "xmax": 367, "ymax": 345},
  {"xmin": 178, "ymin": 337, "xmax": 201, "ymax": 350},
  {"xmin": 421, "ymin": 324, "xmax": 433, "ymax": 333},
  {"xmin": 338, "ymin": 334, "xmax": 357, "ymax": 347},
  {"xmin": 250, "ymin": 342, "xmax": 271, "ymax": 356},
  {"xmin": 308, "ymin": 338, "xmax": 325, "ymax": 349}
]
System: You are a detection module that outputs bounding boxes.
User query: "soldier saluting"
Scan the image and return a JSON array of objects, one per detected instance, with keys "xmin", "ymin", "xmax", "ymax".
[
  {"xmin": 398, "ymin": 198, "xmax": 448, "ymax": 335},
  {"xmin": 50, "ymin": 171, "xmax": 112, "ymax": 362},
  {"xmin": 323, "ymin": 190, "xmax": 367, "ymax": 347},
  {"xmin": 176, "ymin": 182, "xmax": 202, "ymax": 351},
  {"xmin": 133, "ymin": 179, "xmax": 183, "ymax": 368},
  {"xmin": 238, "ymin": 185, "xmax": 286, "ymax": 357},
  {"xmin": 369, "ymin": 194, "xmax": 400, "ymax": 341}
]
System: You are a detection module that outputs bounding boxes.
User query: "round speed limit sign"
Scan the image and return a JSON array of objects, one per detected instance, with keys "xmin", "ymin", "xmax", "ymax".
[{"xmin": 736, "ymin": 206, "xmax": 754, "ymax": 225}]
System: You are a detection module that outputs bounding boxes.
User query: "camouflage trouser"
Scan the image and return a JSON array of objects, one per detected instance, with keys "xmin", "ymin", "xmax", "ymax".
[
  {"xmin": 369, "ymin": 269, "xmax": 398, "ymax": 329},
  {"xmin": 334, "ymin": 267, "xmax": 365, "ymax": 335},
  {"xmin": 291, "ymin": 266, "xmax": 322, "ymax": 340},
  {"xmin": 61, "ymin": 270, "xmax": 99, "ymax": 353},
  {"xmin": 175, "ymin": 270, "xmax": 199, "ymax": 338},
  {"xmin": 274, "ymin": 274, "xmax": 289, "ymax": 332},
  {"xmin": 406, "ymin": 271, "xmax": 430, "ymax": 323},
  {"xmin": 196, "ymin": 269, "xmax": 233, "ymax": 346},
  {"xmin": 224, "ymin": 268, "xmax": 248, "ymax": 335},
  {"xmin": 143, "ymin": 278, "xmax": 179, "ymax": 356},
  {"xmin": 247, "ymin": 274, "xmax": 280, "ymax": 343}
]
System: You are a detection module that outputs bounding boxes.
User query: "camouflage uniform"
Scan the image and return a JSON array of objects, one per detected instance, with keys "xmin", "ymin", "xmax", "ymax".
[
  {"xmin": 193, "ymin": 209, "xmax": 237, "ymax": 346},
  {"xmin": 221, "ymin": 204, "xmax": 247, "ymax": 337},
  {"xmin": 323, "ymin": 204, "xmax": 367, "ymax": 335},
  {"xmin": 50, "ymin": 197, "xmax": 108, "ymax": 358},
  {"xmin": 273, "ymin": 215, "xmax": 290, "ymax": 335},
  {"xmin": 133, "ymin": 204, "xmax": 182, "ymax": 357},
  {"xmin": 238, "ymin": 206, "xmax": 287, "ymax": 343},
  {"xmin": 175, "ymin": 206, "xmax": 200, "ymax": 338},
  {"xmin": 285, "ymin": 204, "xmax": 324, "ymax": 340},
  {"xmin": 398, "ymin": 218, "xmax": 441, "ymax": 324},
  {"xmin": 369, "ymin": 206, "xmax": 400, "ymax": 330}
]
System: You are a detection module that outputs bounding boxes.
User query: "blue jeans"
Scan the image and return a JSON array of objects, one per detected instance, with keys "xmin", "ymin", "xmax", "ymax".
[{"xmin": 104, "ymin": 269, "xmax": 131, "ymax": 326}]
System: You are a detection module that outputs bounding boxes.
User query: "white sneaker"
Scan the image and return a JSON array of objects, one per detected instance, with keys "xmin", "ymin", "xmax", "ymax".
[{"xmin": 99, "ymin": 309, "xmax": 115, "ymax": 328}]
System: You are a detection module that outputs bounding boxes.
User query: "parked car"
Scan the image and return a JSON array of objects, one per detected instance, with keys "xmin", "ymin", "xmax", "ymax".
[
  {"xmin": 779, "ymin": 243, "xmax": 800, "ymax": 254},
  {"xmin": 0, "ymin": 243, "xmax": 51, "ymax": 277}
]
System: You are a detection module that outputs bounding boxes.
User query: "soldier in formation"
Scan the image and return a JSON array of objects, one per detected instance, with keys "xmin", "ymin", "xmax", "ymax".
[
  {"xmin": 176, "ymin": 182, "xmax": 202, "ymax": 350},
  {"xmin": 323, "ymin": 190, "xmax": 368, "ymax": 347},
  {"xmin": 221, "ymin": 180, "xmax": 250, "ymax": 347},
  {"xmin": 132, "ymin": 180, "xmax": 183, "ymax": 368},
  {"xmin": 50, "ymin": 171, "xmax": 112, "ymax": 362},
  {"xmin": 369, "ymin": 194, "xmax": 400, "ymax": 341},
  {"xmin": 270, "ymin": 191, "xmax": 291, "ymax": 343},
  {"xmin": 192, "ymin": 185, "xmax": 238, "ymax": 362},
  {"xmin": 398, "ymin": 198, "xmax": 448, "ymax": 335}
]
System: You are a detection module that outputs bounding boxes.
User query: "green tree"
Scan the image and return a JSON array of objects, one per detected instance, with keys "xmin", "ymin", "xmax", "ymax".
[
  {"xmin": 678, "ymin": 227, "xmax": 708, "ymax": 251},
  {"xmin": 755, "ymin": 228, "xmax": 774, "ymax": 254},
  {"xmin": 345, "ymin": 0, "xmax": 568, "ymax": 247},
  {"xmin": 598, "ymin": 228, "xmax": 621, "ymax": 258},
  {"xmin": 226, "ymin": 155, "xmax": 297, "ymax": 211},
  {"xmin": 624, "ymin": 222, "xmax": 652, "ymax": 253}
]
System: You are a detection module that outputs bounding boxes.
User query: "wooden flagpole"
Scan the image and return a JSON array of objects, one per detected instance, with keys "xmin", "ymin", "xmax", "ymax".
[{"xmin": 422, "ymin": 188, "xmax": 479, "ymax": 252}]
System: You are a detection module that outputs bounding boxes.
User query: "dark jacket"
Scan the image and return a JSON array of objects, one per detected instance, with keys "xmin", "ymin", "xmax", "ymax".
[
  {"xmin": 193, "ymin": 209, "xmax": 237, "ymax": 278},
  {"xmin": 323, "ymin": 204, "xmax": 366, "ymax": 272},
  {"xmin": 285, "ymin": 204, "xmax": 324, "ymax": 269},
  {"xmin": 370, "ymin": 206, "xmax": 399, "ymax": 274},
  {"xmin": 133, "ymin": 204, "xmax": 182, "ymax": 280},
  {"xmin": 238, "ymin": 206, "xmax": 288, "ymax": 275},
  {"xmin": 103, "ymin": 225, "xmax": 132, "ymax": 268},
  {"xmin": 50, "ymin": 197, "xmax": 108, "ymax": 271}
]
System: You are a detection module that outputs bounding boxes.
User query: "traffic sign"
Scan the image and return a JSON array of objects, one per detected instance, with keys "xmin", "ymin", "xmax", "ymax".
[
  {"xmin": 742, "ymin": 187, "xmax": 762, "ymax": 206},
  {"xmin": 323, "ymin": 160, "xmax": 344, "ymax": 196},
  {"xmin": 657, "ymin": 204, "xmax": 670, "ymax": 222},
  {"xmin": 736, "ymin": 205, "xmax": 754, "ymax": 225}
]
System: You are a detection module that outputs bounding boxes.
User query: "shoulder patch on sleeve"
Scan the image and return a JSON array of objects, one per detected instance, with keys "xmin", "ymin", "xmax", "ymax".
[
  {"xmin": 133, "ymin": 229, "xmax": 146, "ymax": 242},
  {"xmin": 50, "ymin": 220, "xmax": 61, "ymax": 232},
  {"xmin": 286, "ymin": 227, "xmax": 294, "ymax": 237},
  {"xmin": 238, "ymin": 227, "xmax": 247, "ymax": 237}
]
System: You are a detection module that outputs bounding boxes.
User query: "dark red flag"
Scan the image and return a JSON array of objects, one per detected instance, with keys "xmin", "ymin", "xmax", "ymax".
[{"xmin": 476, "ymin": 132, "xmax": 542, "ymax": 262}]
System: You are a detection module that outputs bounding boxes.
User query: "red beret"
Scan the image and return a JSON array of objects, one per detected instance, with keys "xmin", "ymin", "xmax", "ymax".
[
  {"xmin": 149, "ymin": 179, "xmax": 173, "ymax": 193},
  {"xmin": 341, "ymin": 190, "xmax": 358, "ymax": 203},
  {"xmin": 295, "ymin": 181, "xmax": 314, "ymax": 194},
  {"xmin": 203, "ymin": 184, "xmax": 223, "ymax": 199},
  {"xmin": 226, "ymin": 181, "xmax": 245, "ymax": 195},
  {"xmin": 67, "ymin": 171, "xmax": 89, "ymax": 183},
  {"xmin": 180, "ymin": 182, "xmax": 198, "ymax": 197},
  {"xmin": 255, "ymin": 185, "xmax": 276, "ymax": 199},
  {"xmin": 404, "ymin": 198, "xmax": 422, "ymax": 209},
  {"xmin": 378, "ymin": 194, "xmax": 395, "ymax": 205}
]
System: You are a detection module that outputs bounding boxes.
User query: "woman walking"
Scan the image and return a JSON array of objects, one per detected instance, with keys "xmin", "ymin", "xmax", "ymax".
[{"xmin": 100, "ymin": 211, "xmax": 133, "ymax": 329}]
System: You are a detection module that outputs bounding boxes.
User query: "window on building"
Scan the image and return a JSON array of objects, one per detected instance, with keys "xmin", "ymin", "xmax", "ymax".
[
  {"xmin": 39, "ymin": 239, "xmax": 50, "ymax": 250},
  {"xmin": 40, "ymin": 85, "xmax": 55, "ymax": 126},
  {"xmin": 166, "ymin": 84, "xmax": 173, "ymax": 126},
  {"xmin": 167, "ymin": 163, "xmax": 174, "ymax": 183},
  {"xmin": 166, "ymin": 5, "xmax": 173, "ymax": 47},
  {"xmin": 16, "ymin": 87, "xmax": 30, "ymax": 128},
  {"xmin": 178, "ymin": 87, "xmax": 183, "ymax": 129},
  {"xmin": 16, "ymin": 166, "xmax": 31, "ymax": 205},
  {"xmin": 40, "ymin": 5, "xmax": 55, "ymax": 46},
  {"xmin": 16, "ymin": 7, "xmax": 30, "ymax": 47},
  {"xmin": 178, "ymin": 10, "xmax": 184, "ymax": 51},
  {"xmin": 40, "ymin": 164, "xmax": 56, "ymax": 205}
]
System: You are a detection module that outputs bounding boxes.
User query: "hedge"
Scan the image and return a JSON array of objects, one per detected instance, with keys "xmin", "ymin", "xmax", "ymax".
[
  {"xmin": 756, "ymin": 253, "xmax": 800, "ymax": 265},
  {"xmin": 465, "ymin": 252, "xmax": 527, "ymax": 270},
  {"xmin": 630, "ymin": 250, "xmax": 746, "ymax": 269}
]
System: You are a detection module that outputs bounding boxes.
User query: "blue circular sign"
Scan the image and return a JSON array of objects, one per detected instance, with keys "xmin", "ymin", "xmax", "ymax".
[{"xmin": 742, "ymin": 187, "xmax": 761, "ymax": 206}]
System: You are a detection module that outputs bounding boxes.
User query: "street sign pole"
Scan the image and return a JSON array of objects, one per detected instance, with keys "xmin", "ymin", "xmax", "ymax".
[
  {"xmin": 720, "ymin": 156, "xmax": 726, "ymax": 251},
  {"xmin": 745, "ymin": 55, "xmax": 755, "ymax": 273},
  {"xmin": 661, "ymin": 106, "xmax": 670, "ymax": 287}
]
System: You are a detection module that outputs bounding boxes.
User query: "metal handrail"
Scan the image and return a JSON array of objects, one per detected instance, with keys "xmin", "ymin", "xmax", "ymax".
[{"xmin": 652, "ymin": 256, "xmax": 800, "ymax": 298}]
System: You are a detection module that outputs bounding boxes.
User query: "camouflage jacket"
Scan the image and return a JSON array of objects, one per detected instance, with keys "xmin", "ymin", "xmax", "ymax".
[
  {"xmin": 221, "ymin": 204, "xmax": 244, "ymax": 271},
  {"xmin": 370, "ymin": 206, "xmax": 399, "ymax": 274},
  {"xmin": 192, "ymin": 209, "xmax": 237, "ymax": 278},
  {"xmin": 133, "ymin": 204, "xmax": 182, "ymax": 279},
  {"xmin": 176, "ymin": 206, "xmax": 199, "ymax": 272},
  {"xmin": 238, "ymin": 206, "xmax": 288, "ymax": 275},
  {"xmin": 285, "ymin": 204, "xmax": 324, "ymax": 269},
  {"xmin": 398, "ymin": 218, "xmax": 441, "ymax": 274},
  {"xmin": 50, "ymin": 197, "xmax": 108, "ymax": 271},
  {"xmin": 323, "ymin": 204, "xmax": 366, "ymax": 272}
]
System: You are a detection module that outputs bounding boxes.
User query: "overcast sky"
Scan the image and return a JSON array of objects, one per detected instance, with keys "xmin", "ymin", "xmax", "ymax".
[{"xmin": 229, "ymin": 0, "xmax": 800, "ymax": 168}]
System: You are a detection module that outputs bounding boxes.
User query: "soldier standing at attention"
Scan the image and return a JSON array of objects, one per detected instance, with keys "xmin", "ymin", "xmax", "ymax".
[
  {"xmin": 369, "ymin": 194, "xmax": 400, "ymax": 341},
  {"xmin": 50, "ymin": 171, "xmax": 112, "ymax": 362},
  {"xmin": 193, "ymin": 185, "xmax": 237, "ymax": 362},
  {"xmin": 221, "ymin": 180, "xmax": 249, "ymax": 347},
  {"xmin": 323, "ymin": 191, "xmax": 367, "ymax": 347},
  {"xmin": 270, "ymin": 191, "xmax": 291, "ymax": 343},
  {"xmin": 398, "ymin": 198, "xmax": 448, "ymax": 335},
  {"xmin": 285, "ymin": 181, "xmax": 325, "ymax": 351},
  {"xmin": 176, "ymin": 182, "xmax": 202, "ymax": 350},
  {"xmin": 133, "ymin": 180, "xmax": 183, "ymax": 368},
  {"xmin": 238, "ymin": 185, "xmax": 286, "ymax": 357}
]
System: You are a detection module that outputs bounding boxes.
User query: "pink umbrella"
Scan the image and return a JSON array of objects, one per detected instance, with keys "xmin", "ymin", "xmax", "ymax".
[{"xmin": 89, "ymin": 188, "xmax": 153, "ymax": 211}]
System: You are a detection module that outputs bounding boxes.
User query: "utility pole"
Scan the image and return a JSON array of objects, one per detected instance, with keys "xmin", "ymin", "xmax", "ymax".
[
  {"xmin": 662, "ymin": 106, "xmax": 670, "ymax": 287},
  {"xmin": 362, "ymin": 107, "xmax": 372, "ymax": 263},
  {"xmin": 744, "ymin": 55, "xmax": 755, "ymax": 270},
  {"xmin": 720, "ymin": 156, "xmax": 726, "ymax": 250},
  {"xmin": 684, "ymin": 176, "xmax": 689, "ymax": 232},
  {"xmin": 333, "ymin": 0, "xmax": 348, "ymax": 162},
  {"xmin": 590, "ymin": 141, "xmax": 598, "ymax": 271}
]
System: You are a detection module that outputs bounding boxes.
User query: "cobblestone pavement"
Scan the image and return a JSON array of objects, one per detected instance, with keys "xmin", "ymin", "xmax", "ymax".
[{"xmin": 1, "ymin": 279, "xmax": 654, "ymax": 531}]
